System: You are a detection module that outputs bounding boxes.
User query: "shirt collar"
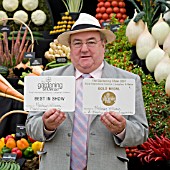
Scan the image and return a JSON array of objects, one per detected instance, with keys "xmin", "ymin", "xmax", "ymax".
[{"xmin": 75, "ymin": 61, "xmax": 104, "ymax": 79}]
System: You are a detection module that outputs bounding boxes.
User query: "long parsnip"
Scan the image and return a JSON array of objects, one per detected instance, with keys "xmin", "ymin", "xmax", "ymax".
[
  {"xmin": 0, "ymin": 92, "xmax": 24, "ymax": 102},
  {"xmin": 0, "ymin": 80, "xmax": 24, "ymax": 100}
]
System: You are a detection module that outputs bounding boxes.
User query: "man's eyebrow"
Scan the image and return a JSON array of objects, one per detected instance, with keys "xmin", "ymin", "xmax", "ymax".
[{"xmin": 73, "ymin": 37, "xmax": 96, "ymax": 42}]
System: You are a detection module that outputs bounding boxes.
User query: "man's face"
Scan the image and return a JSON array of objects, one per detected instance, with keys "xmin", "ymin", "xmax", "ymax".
[{"xmin": 69, "ymin": 31, "xmax": 106, "ymax": 73}]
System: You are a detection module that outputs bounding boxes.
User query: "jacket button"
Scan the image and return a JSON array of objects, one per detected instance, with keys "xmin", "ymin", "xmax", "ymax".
[
  {"xmin": 90, "ymin": 132, "xmax": 95, "ymax": 135},
  {"xmin": 90, "ymin": 152, "xmax": 95, "ymax": 155},
  {"xmin": 66, "ymin": 153, "xmax": 70, "ymax": 157},
  {"xmin": 68, "ymin": 133, "xmax": 71, "ymax": 137}
]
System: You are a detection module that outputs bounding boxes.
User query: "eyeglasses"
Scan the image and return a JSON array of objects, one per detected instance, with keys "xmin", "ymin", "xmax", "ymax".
[{"xmin": 71, "ymin": 39, "xmax": 102, "ymax": 48}]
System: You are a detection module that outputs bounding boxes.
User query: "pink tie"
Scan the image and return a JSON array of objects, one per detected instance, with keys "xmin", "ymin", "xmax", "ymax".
[{"xmin": 71, "ymin": 74, "xmax": 90, "ymax": 170}]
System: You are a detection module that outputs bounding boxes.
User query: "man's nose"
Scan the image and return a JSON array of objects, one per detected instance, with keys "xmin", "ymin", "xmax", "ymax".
[{"xmin": 81, "ymin": 43, "xmax": 89, "ymax": 51}]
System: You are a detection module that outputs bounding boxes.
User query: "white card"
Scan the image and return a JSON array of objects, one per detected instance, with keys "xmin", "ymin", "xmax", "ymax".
[
  {"xmin": 24, "ymin": 76, "xmax": 75, "ymax": 112},
  {"xmin": 83, "ymin": 78, "xmax": 135, "ymax": 115}
]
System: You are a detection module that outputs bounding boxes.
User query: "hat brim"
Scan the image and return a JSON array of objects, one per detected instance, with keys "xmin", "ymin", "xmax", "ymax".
[{"xmin": 57, "ymin": 27, "xmax": 116, "ymax": 46}]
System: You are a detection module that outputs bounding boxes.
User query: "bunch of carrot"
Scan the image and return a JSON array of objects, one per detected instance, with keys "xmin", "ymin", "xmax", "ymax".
[
  {"xmin": 0, "ymin": 21, "xmax": 33, "ymax": 67},
  {"xmin": 0, "ymin": 74, "xmax": 24, "ymax": 102}
]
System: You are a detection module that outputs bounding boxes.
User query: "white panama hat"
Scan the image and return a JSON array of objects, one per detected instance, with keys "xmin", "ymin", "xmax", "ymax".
[{"xmin": 57, "ymin": 13, "xmax": 116, "ymax": 46}]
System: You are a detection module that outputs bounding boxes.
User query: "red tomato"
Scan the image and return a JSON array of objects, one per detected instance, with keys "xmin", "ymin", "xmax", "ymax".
[
  {"xmin": 111, "ymin": 1, "xmax": 118, "ymax": 7},
  {"xmin": 122, "ymin": 14, "xmax": 127, "ymax": 19},
  {"xmin": 104, "ymin": 1, "xmax": 111, "ymax": 8},
  {"xmin": 100, "ymin": 6, "xmax": 106, "ymax": 13},
  {"xmin": 98, "ymin": 2, "xmax": 104, "ymax": 7},
  {"xmin": 119, "ymin": 8, "xmax": 126, "ymax": 14},
  {"xmin": 102, "ymin": 13, "xmax": 109, "ymax": 20},
  {"xmin": 99, "ymin": 19, "xmax": 104, "ymax": 25},
  {"xmin": 106, "ymin": 7, "xmax": 113, "ymax": 14},
  {"xmin": 116, "ymin": 13, "xmax": 122, "ymax": 19},
  {"xmin": 109, "ymin": 13, "xmax": 114, "ymax": 19},
  {"xmin": 113, "ymin": 7, "xmax": 120, "ymax": 13},
  {"xmin": 119, "ymin": 19, "xmax": 124, "ymax": 23},
  {"xmin": 95, "ymin": 13, "xmax": 102, "ymax": 19},
  {"xmin": 118, "ymin": 1, "xmax": 126, "ymax": 8},
  {"xmin": 96, "ymin": 7, "xmax": 101, "ymax": 13}
]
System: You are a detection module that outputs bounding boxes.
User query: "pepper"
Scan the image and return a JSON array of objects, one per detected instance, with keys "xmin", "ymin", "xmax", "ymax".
[
  {"xmin": 23, "ymin": 146, "xmax": 34, "ymax": 159},
  {"xmin": 6, "ymin": 138, "xmax": 16, "ymax": 149},
  {"xmin": 1, "ymin": 146, "xmax": 11, "ymax": 154},
  {"xmin": 11, "ymin": 147, "xmax": 22, "ymax": 159},
  {"xmin": 31, "ymin": 141, "xmax": 43, "ymax": 154},
  {"xmin": 17, "ymin": 138, "xmax": 29, "ymax": 150},
  {"xmin": 0, "ymin": 139, "xmax": 5, "ymax": 152}
]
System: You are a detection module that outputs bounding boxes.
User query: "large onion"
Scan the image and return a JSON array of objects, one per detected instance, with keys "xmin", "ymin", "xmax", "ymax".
[
  {"xmin": 163, "ymin": 32, "xmax": 170, "ymax": 56},
  {"xmin": 151, "ymin": 13, "xmax": 170, "ymax": 45},
  {"xmin": 136, "ymin": 23, "xmax": 156, "ymax": 60},
  {"xmin": 154, "ymin": 53, "xmax": 170, "ymax": 83},
  {"xmin": 165, "ymin": 74, "xmax": 170, "ymax": 97},
  {"xmin": 125, "ymin": 10, "xmax": 145, "ymax": 46},
  {"xmin": 145, "ymin": 41, "xmax": 165, "ymax": 72}
]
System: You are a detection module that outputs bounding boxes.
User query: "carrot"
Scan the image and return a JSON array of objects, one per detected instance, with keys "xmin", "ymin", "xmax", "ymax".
[
  {"xmin": 0, "ymin": 39, "xmax": 4, "ymax": 64},
  {"xmin": 0, "ymin": 80, "xmax": 24, "ymax": 100},
  {"xmin": 14, "ymin": 25, "xmax": 22, "ymax": 58},
  {"xmin": 17, "ymin": 39, "xmax": 29, "ymax": 64},
  {"xmin": 27, "ymin": 43, "xmax": 34, "ymax": 52},
  {"xmin": 11, "ymin": 30, "xmax": 15, "ymax": 58},
  {"xmin": 0, "ymin": 74, "xmax": 14, "ymax": 89},
  {"xmin": 19, "ymin": 21, "xmax": 30, "ymax": 53}
]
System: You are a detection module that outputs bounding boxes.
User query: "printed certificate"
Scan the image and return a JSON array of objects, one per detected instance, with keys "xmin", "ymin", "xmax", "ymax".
[
  {"xmin": 24, "ymin": 76, "xmax": 75, "ymax": 112},
  {"xmin": 83, "ymin": 78, "xmax": 135, "ymax": 115}
]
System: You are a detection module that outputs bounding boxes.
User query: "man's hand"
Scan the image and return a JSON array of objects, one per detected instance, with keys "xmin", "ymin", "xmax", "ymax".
[
  {"xmin": 100, "ymin": 111, "xmax": 126, "ymax": 135},
  {"xmin": 42, "ymin": 108, "xmax": 66, "ymax": 131}
]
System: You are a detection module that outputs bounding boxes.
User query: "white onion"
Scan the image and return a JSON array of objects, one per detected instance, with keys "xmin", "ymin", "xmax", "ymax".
[
  {"xmin": 126, "ymin": 10, "xmax": 145, "ymax": 46},
  {"xmin": 165, "ymin": 74, "xmax": 170, "ymax": 97},
  {"xmin": 136, "ymin": 23, "xmax": 156, "ymax": 60},
  {"xmin": 145, "ymin": 41, "xmax": 165, "ymax": 72},
  {"xmin": 154, "ymin": 53, "xmax": 170, "ymax": 83},
  {"xmin": 151, "ymin": 13, "xmax": 170, "ymax": 45}
]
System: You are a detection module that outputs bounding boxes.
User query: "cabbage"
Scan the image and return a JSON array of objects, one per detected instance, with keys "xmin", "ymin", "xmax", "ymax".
[
  {"xmin": 22, "ymin": 0, "xmax": 39, "ymax": 11},
  {"xmin": 31, "ymin": 10, "xmax": 47, "ymax": 26},
  {"xmin": 13, "ymin": 10, "xmax": 28, "ymax": 24},
  {"xmin": 0, "ymin": 11, "xmax": 8, "ymax": 25},
  {"xmin": 2, "ymin": 0, "xmax": 19, "ymax": 12}
]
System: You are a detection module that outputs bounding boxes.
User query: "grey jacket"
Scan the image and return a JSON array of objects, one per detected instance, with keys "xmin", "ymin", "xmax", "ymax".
[{"xmin": 25, "ymin": 61, "xmax": 148, "ymax": 170}]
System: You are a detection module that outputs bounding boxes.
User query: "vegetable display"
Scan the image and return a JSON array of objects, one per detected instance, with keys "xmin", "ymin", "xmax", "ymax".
[
  {"xmin": 95, "ymin": 0, "xmax": 127, "ymax": 25},
  {"xmin": 0, "ymin": 0, "xmax": 53, "ymax": 31},
  {"xmin": 0, "ymin": 134, "xmax": 43, "ymax": 169}
]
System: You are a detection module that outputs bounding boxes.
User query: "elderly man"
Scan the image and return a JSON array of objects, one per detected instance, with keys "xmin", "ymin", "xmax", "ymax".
[{"xmin": 26, "ymin": 13, "xmax": 148, "ymax": 170}]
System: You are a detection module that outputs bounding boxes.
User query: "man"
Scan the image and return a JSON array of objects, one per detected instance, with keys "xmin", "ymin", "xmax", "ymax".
[{"xmin": 25, "ymin": 13, "xmax": 148, "ymax": 170}]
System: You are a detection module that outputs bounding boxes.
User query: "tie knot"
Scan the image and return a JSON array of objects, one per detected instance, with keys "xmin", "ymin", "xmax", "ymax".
[{"xmin": 82, "ymin": 74, "xmax": 91, "ymax": 79}]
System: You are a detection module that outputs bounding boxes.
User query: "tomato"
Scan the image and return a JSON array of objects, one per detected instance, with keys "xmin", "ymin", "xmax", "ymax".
[
  {"xmin": 96, "ymin": 7, "xmax": 101, "ymax": 13},
  {"xmin": 106, "ymin": 7, "xmax": 113, "ymax": 14},
  {"xmin": 100, "ymin": 6, "xmax": 106, "ymax": 13},
  {"xmin": 119, "ymin": 19, "xmax": 124, "ymax": 23},
  {"xmin": 104, "ymin": 1, "xmax": 111, "ymax": 8},
  {"xmin": 96, "ymin": 13, "xmax": 102, "ymax": 19},
  {"xmin": 102, "ymin": 13, "xmax": 109, "ymax": 20},
  {"xmin": 118, "ymin": 1, "xmax": 126, "ymax": 8},
  {"xmin": 98, "ymin": 2, "xmax": 105, "ymax": 7},
  {"xmin": 113, "ymin": 7, "xmax": 120, "ymax": 13},
  {"xmin": 127, "ymin": 153, "xmax": 133, "ymax": 158},
  {"xmin": 99, "ymin": 19, "xmax": 105, "ymax": 25},
  {"xmin": 111, "ymin": 1, "xmax": 118, "ymax": 7},
  {"xmin": 122, "ymin": 14, "xmax": 127, "ymax": 19},
  {"xmin": 116, "ymin": 13, "xmax": 122, "ymax": 19},
  {"xmin": 119, "ymin": 8, "xmax": 126, "ymax": 14},
  {"xmin": 109, "ymin": 13, "xmax": 114, "ymax": 19}
]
